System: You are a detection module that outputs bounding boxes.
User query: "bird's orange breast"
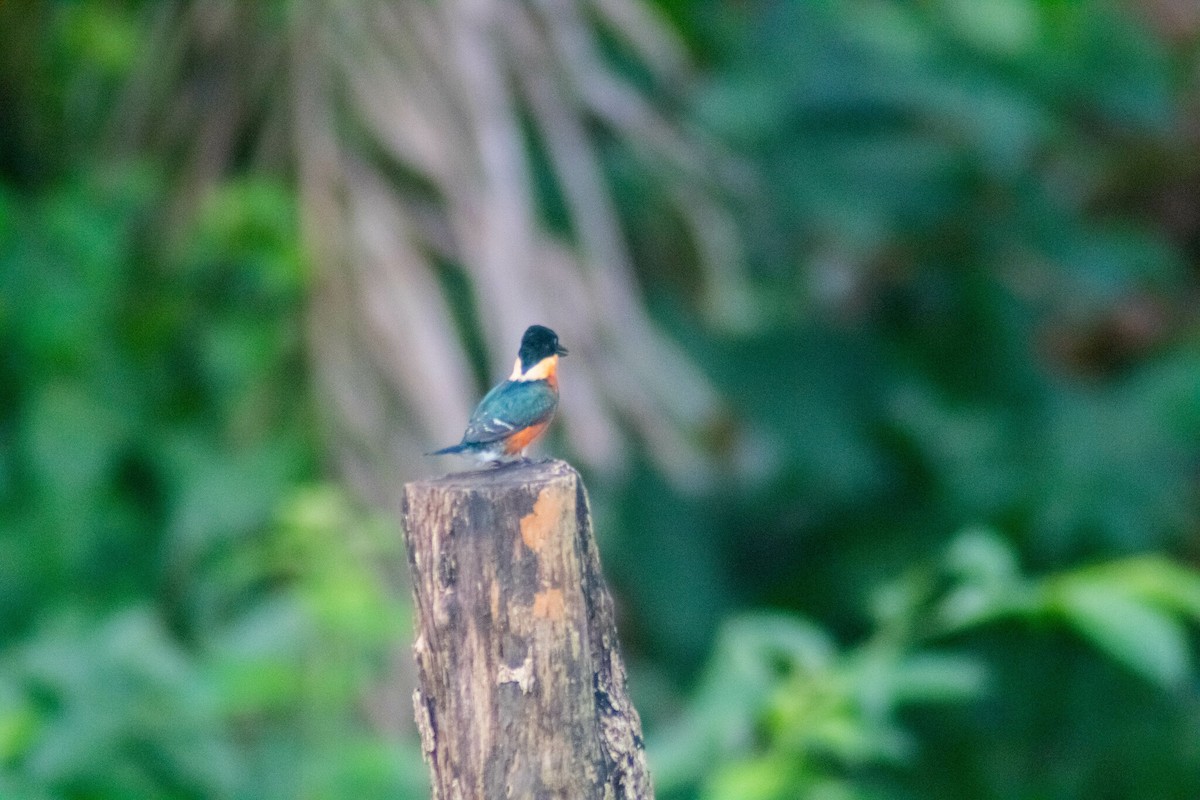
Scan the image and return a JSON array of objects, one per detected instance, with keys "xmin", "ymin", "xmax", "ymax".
[{"xmin": 502, "ymin": 420, "xmax": 552, "ymax": 454}]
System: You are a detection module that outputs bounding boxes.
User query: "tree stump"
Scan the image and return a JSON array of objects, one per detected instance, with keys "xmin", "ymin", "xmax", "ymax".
[{"xmin": 401, "ymin": 459, "xmax": 652, "ymax": 799}]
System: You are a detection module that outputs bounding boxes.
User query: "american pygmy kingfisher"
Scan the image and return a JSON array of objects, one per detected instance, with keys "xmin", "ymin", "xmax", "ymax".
[{"xmin": 429, "ymin": 325, "xmax": 568, "ymax": 465}]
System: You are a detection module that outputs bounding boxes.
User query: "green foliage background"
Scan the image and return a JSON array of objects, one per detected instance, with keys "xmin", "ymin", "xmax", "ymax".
[{"xmin": 3, "ymin": 1, "xmax": 1200, "ymax": 799}]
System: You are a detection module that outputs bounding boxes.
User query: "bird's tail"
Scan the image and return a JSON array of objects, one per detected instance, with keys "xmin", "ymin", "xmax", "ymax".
[{"xmin": 426, "ymin": 443, "xmax": 467, "ymax": 456}]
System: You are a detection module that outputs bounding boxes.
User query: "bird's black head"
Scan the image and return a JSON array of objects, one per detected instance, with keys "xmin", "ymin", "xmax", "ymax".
[{"xmin": 518, "ymin": 325, "xmax": 568, "ymax": 371}]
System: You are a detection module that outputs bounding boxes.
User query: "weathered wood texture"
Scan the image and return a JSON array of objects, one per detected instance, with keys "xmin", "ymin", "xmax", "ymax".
[{"xmin": 401, "ymin": 459, "xmax": 652, "ymax": 800}]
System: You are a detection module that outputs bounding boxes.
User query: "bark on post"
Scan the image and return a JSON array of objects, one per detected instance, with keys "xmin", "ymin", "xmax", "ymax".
[{"xmin": 401, "ymin": 459, "xmax": 652, "ymax": 800}]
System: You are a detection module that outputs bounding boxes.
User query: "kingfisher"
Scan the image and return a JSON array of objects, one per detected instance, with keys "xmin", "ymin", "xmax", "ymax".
[{"xmin": 429, "ymin": 325, "xmax": 568, "ymax": 465}]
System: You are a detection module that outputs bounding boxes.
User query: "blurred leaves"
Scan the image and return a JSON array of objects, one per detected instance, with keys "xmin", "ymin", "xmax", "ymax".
[
  {"xmin": 652, "ymin": 605, "xmax": 989, "ymax": 800},
  {"xmin": 620, "ymin": 3, "xmax": 1200, "ymax": 796},
  {"xmin": 0, "ymin": 487, "xmax": 425, "ymax": 800},
  {"xmin": 0, "ymin": 162, "xmax": 424, "ymax": 798},
  {"xmin": 656, "ymin": 529, "xmax": 1200, "ymax": 800},
  {"xmin": 8, "ymin": 609, "xmax": 235, "ymax": 798}
]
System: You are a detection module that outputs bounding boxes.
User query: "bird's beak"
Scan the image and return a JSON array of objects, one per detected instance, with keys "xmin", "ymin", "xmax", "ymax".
[{"xmin": 556, "ymin": 344, "xmax": 569, "ymax": 356}]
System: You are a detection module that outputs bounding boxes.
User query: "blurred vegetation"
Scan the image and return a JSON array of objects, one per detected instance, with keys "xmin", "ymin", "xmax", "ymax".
[
  {"xmin": 0, "ymin": 164, "xmax": 427, "ymax": 796},
  {"xmin": 0, "ymin": 7, "xmax": 426, "ymax": 795},
  {"xmin": 3, "ymin": 1, "xmax": 1200, "ymax": 799}
]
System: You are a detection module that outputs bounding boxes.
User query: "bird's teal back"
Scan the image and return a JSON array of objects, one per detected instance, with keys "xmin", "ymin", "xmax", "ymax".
[{"xmin": 461, "ymin": 379, "xmax": 558, "ymax": 445}]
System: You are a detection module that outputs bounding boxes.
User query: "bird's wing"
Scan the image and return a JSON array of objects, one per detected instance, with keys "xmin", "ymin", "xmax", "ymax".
[{"xmin": 461, "ymin": 380, "xmax": 558, "ymax": 445}]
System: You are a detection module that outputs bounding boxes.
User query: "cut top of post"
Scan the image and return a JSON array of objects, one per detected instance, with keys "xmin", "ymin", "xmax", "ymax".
[{"xmin": 407, "ymin": 458, "xmax": 577, "ymax": 492}]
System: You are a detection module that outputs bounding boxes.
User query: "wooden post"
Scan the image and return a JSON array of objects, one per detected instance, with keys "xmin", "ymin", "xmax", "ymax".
[{"xmin": 401, "ymin": 459, "xmax": 653, "ymax": 800}]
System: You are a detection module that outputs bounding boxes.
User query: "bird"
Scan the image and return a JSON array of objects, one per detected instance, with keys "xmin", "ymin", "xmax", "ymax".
[{"xmin": 428, "ymin": 325, "xmax": 568, "ymax": 465}]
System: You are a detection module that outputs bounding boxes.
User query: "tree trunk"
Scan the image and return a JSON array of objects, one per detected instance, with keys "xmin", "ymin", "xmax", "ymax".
[{"xmin": 401, "ymin": 459, "xmax": 652, "ymax": 799}]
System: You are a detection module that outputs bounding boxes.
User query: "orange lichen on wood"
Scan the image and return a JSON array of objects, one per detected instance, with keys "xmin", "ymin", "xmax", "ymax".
[
  {"xmin": 520, "ymin": 487, "xmax": 566, "ymax": 552},
  {"xmin": 532, "ymin": 588, "xmax": 565, "ymax": 620}
]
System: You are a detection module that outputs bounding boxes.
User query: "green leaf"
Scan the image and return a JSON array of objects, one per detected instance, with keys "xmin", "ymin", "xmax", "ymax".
[
  {"xmin": 935, "ymin": 0, "xmax": 1039, "ymax": 55},
  {"xmin": 1051, "ymin": 583, "xmax": 1191, "ymax": 689},
  {"xmin": 701, "ymin": 753, "xmax": 797, "ymax": 800},
  {"xmin": 944, "ymin": 527, "xmax": 1021, "ymax": 585},
  {"xmin": 887, "ymin": 652, "xmax": 989, "ymax": 703},
  {"xmin": 1080, "ymin": 556, "xmax": 1200, "ymax": 621}
]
